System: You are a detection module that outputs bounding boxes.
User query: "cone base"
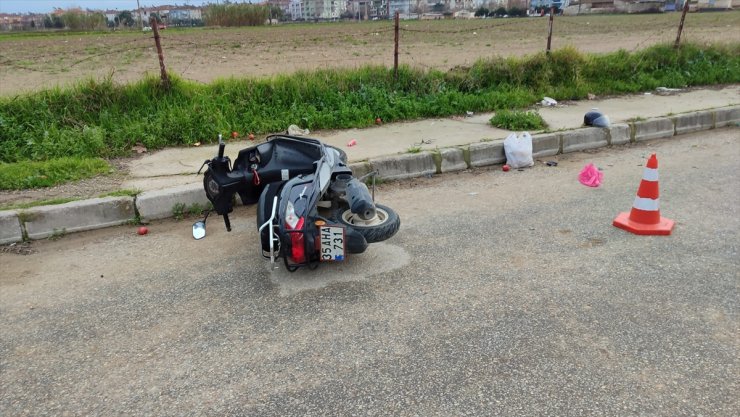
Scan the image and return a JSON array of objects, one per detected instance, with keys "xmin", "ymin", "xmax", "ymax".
[{"xmin": 613, "ymin": 212, "xmax": 674, "ymax": 235}]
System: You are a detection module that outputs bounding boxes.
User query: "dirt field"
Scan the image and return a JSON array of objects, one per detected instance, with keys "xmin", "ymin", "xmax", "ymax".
[{"xmin": 1, "ymin": 12, "xmax": 739, "ymax": 96}]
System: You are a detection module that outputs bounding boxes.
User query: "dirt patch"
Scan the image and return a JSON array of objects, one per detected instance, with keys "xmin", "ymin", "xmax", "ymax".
[
  {"xmin": 0, "ymin": 158, "xmax": 132, "ymax": 209},
  {"xmin": 1, "ymin": 13, "xmax": 738, "ymax": 96}
]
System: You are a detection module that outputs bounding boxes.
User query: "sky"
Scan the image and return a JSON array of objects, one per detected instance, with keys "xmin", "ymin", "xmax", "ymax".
[{"xmin": 0, "ymin": 1, "xmax": 215, "ymax": 14}]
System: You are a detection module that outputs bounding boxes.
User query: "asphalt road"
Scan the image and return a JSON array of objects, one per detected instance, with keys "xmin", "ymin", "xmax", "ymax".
[{"xmin": 1, "ymin": 129, "xmax": 738, "ymax": 416}]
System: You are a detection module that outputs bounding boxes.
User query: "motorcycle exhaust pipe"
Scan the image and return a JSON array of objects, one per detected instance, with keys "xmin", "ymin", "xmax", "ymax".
[{"xmin": 346, "ymin": 178, "xmax": 376, "ymax": 220}]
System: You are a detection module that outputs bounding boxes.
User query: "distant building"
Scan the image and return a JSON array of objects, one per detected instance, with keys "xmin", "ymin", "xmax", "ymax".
[{"xmin": 292, "ymin": 0, "xmax": 348, "ymax": 19}]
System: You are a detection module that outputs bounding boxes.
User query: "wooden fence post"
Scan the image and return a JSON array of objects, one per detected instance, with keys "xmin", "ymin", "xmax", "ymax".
[
  {"xmin": 150, "ymin": 16, "xmax": 170, "ymax": 89},
  {"xmin": 394, "ymin": 11, "xmax": 400, "ymax": 81},
  {"xmin": 546, "ymin": 7, "xmax": 555, "ymax": 55},
  {"xmin": 675, "ymin": 0, "xmax": 690, "ymax": 49}
]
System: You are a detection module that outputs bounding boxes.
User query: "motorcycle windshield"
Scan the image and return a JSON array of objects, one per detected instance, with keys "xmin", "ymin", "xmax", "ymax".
[{"xmin": 316, "ymin": 156, "xmax": 332, "ymax": 194}]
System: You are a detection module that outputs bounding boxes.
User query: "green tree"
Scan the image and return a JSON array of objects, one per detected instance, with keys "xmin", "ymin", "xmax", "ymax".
[
  {"xmin": 432, "ymin": 2, "xmax": 445, "ymax": 12},
  {"xmin": 474, "ymin": 7, "xmax": 489, "ymax": 17},
  {"xmin": 115, "ymin": 11, "xmax": 135, "ymax": 27},
  {"xmin": 269, "ymin": 5, "xmax": 284, "ymax": 21},
  {"xmin": 508, "ymin": 7, "xmax": 527, "ymax": 17}
]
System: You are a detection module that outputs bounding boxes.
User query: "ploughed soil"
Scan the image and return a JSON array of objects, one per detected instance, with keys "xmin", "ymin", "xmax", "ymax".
[{"xmin": 1, "ymin": 13, "xmax": 738, "ymax": 96}]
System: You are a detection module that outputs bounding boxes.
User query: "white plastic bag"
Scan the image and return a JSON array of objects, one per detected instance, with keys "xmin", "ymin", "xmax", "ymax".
[{"xmin": 503, "ymin": 132, "xmax": 534, "ymax": 169}]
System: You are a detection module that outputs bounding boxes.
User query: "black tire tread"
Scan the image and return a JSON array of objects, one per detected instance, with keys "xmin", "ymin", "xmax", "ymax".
[{"xmin": 337, "ymin": 204, "xmax": 400, "ymax": 243}]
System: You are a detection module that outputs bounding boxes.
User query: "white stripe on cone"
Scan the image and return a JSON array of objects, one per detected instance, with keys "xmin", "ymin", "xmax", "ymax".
[
  {"xmin": 633, "ymin": 197, "xmax": 660, "ymax": 211},
  {"xmin": 642, "ymin": 167, "xmax": 659, "ymax": 182}
]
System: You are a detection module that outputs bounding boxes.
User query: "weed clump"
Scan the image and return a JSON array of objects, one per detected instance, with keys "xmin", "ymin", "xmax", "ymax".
[{"xmin": 490, "ymin": 110, "xmax": 547, "ymax": 131}]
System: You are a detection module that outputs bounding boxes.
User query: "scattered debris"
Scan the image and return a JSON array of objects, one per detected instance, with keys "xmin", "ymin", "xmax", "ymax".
[
  {"xmin": 546, "ymin": 161, "xmax": 558, "ymax": 167},
  {"xmin": 541, "ymin": 97, "xmax": 557, "ymax": 106},
  {"xmin": 132, "ymin": 143, "xmax": 148, "ymax": 154},
  {"xmin": 287, "ymin": 125, "xmax": 309, "ymax": 136},
  {"xmin": 193, "ymin": 142, "xmax": 201, "ymax": 147},
  {"xmin": 503, "ymin": 132, "xmax": 534, "ymax": 169},
  {"xmin": 579, "ymin": 163, "xmax": 603, "ymax": 187},
  {"xmin": 656, "ymin": 87, "xmax": 682, "ymax": 95},
  {"xmin": 347, "ymin": 139, "xmax": 357, "ymax": 147},
  {"xmin": 248, "ymin": 133, "xmax": 255, "ymax": 141},
  {"xmin": 466, "ymin": 111, "xmax": 474, "ymax": 117},
  {"xmin": 231, "ymin": 131, "xmax": 238, "ymax": 139},
  {"xmin": 137, "ymin": 226, "xmax": 149, "ymax": 235},
  {"xmin": 502, "ymin": 164, "xmax": 510, "ymax": 172},
  {"xmin": 0, "ymin": 242, "xmax": 36, "ymax": 256},
  {"xmin": 413, "ymin": 139, "xmax": 435, "ymax": 146},
  {"xmin": 587, "ymin": 93, "xmax": 596, "ymax": 100}
]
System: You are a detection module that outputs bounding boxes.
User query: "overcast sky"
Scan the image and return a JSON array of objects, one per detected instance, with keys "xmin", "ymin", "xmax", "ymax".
[{"xmin": 0, "ymin": 1, "xmax": 218, "ymax": 14}]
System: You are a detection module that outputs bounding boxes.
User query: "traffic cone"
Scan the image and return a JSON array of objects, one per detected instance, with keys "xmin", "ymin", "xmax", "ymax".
[{"xmin": 613, "ymin": 153, "xmax": 674, "ymax": 235}]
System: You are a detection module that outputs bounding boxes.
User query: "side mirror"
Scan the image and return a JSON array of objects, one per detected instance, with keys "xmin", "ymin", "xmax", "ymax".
[{"xmin": 192, "ymin": 221, "xmax": 206, "ymax": 240}]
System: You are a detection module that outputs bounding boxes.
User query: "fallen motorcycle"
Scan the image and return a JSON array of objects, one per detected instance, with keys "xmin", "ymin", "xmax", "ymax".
[{"xmin": 193, "ymin": 134, "xmax": 400, "ymax": 271}]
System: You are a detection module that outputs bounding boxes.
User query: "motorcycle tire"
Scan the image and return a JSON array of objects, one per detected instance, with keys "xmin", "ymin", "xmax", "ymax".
[{"xmin": 335, "ymin": 203, "xmax": 400, "ymax": 243}]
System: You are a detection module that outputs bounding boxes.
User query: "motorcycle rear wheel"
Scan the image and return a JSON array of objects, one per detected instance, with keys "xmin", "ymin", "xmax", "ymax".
[{"xmin": 336, "ymin": 204, "xmax": 400, "ymax": 243}]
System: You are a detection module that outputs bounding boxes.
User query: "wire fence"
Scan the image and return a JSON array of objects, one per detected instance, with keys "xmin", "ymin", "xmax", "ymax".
[{"xmin": 0, "ymin": 11, "xmax": 735, "ymax": 93}]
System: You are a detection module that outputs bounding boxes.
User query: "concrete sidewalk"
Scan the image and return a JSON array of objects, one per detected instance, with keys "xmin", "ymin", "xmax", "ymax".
[
  {"xmin": 124, "ymin": 86, "xmax": 740, "ymax": 191},
  {"xmin": 1, "ymin": 86, "xmax": 738, "ymax": 244}
]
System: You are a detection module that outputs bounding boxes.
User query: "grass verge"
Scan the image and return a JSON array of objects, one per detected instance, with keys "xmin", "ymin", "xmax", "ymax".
[
  {"xmin": 0, "ymin": 157, "xmax": 110, "ymax": 190},
  {"xmin": 0, "ymin": 42, "xmax": 737, "ymax": 189},
  {"xmin": 0, "ymin": 197, "xmax": 79, "ymax": 211}
]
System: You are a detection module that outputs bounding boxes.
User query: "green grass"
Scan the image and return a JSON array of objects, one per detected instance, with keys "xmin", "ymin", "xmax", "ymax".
[
  {"xmin": 0, "ymin": 157, "xmax": 110, "ymax": 190},
  {"xmin": 490, "ymin": 110, "xmax": 547, "ymax": 131},
  {"xmin": 100, "ymin": 189, "xmax": 140, "ymax": 198},
  {"xmin": 0, "ymin": 197, "xmax": 79, "ymax": 211},
  {"xmin": 0, "ymin": 42, "xmax": 737, "ymax": 190}
]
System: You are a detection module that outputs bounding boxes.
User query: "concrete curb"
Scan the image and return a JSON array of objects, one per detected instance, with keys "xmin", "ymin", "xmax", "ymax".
[
  {"xmin": 0, "ymin": 211, "xmax": 23, "ymax": 244},
  {"xmin": 633, "ymin": 117, "xmax": 675, "ymax": 142},
  {"xmin": 136, "ymin": 182, "xmax": 210, "ymax": 222},
  {"xmin": 1, "ymin": 106, "xmax": 737, "ymax": 244},
  {"xmin": 369, "ymin": 152, "xmax": 436, "ymax": 181},
  {"xmin": 469, "ymin": 141, "xmax": 505, "ymax": 168},
  {"xmin": 21, "ymin": 197, "xmax": 135, "ymax": 240},
  {"xmin": 715, "ymin": 107, "xmax": 740, "ymax": 128},
  {"xmin": 437, "ymin": 148, "xmax": 467, "ymax": 173},
  {"xmin": 562, "ymin": 128, "xmax": 608, "ymax": 154},
  {"xmin": 608, "ymin": 124, "xmax": 631, "ymax": 146},
  {"xmin": 673, "ymin": 110, "xmax": 715, "ymax": 135}
]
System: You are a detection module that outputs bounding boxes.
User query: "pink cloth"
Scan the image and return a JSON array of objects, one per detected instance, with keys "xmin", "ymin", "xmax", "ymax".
[{"xmin": 579, "ymin": 163, "xmax": 603, "ymax": 187}]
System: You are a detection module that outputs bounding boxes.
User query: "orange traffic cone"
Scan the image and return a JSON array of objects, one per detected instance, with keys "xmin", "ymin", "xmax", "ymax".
[{"xmin": 613, "ymin": 153, "xmax": 674, "ymax": 235}]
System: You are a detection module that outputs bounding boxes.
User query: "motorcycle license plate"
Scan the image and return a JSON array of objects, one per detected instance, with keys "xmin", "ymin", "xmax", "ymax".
[{"xmin": 319, "ymin": 226, "xmax": 345, "ymax": 261}]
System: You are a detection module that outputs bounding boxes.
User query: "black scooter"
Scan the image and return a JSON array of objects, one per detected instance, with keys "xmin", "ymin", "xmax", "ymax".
[{"xmin": 193, "ymin": 134, "xmax": 400, "ymax": 271}]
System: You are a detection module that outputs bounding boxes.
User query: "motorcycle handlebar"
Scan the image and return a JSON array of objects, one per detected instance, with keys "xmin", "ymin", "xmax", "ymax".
[{"xmin": 217, "ymin": 134, "xmax": 225, "ymax": 159}]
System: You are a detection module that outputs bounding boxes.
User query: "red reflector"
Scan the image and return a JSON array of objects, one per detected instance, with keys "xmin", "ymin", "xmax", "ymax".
[{"xmin": 288, "ymin": 217, "xmax": 306, "ymax": 263}]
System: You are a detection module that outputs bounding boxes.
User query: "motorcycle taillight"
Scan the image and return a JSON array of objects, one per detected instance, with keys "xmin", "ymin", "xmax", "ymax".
[{"xmin": 287, "ymin": 217, "xmax": 306, "ymax": 263}]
